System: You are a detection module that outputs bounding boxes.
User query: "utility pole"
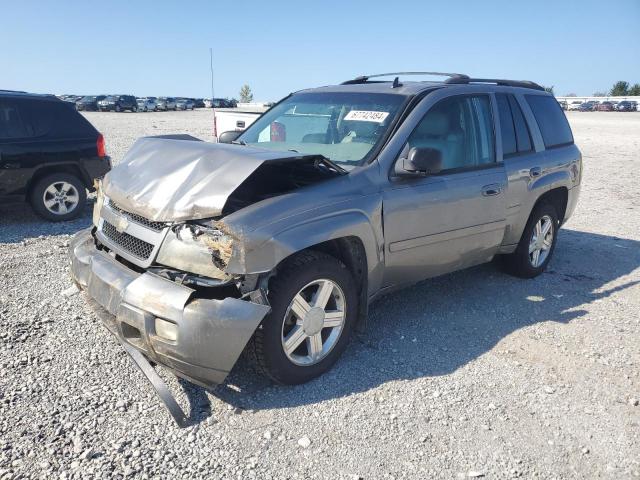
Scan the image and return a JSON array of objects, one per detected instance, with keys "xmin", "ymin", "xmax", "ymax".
[
  {"xmin": 210, "ymin": 48, "xmax": 217, "ymax": 139},
  {"xmin": 209, "ymin": 48, "xmax": 215, "ymax": 100}
]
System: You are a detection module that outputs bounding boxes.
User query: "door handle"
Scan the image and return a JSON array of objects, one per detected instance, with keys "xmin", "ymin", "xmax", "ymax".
[
  {"xmin": 529, "ymin": 167, "xmax": 542, "ymax": 178},
  {"xmin": 482, "ymin": 183, "xmax": 502, "ymax": 196}
]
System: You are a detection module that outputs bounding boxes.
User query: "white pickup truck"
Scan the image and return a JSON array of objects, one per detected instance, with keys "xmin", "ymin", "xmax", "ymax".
[{"xmin": 213, "ymin": 103, "xmax": 269, "ymax": 141}]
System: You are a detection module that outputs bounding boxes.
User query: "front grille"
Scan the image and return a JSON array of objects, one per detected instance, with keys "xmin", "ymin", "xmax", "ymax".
[
  {"xmin": 108, "ymin": 200, "xmax": 166, "ymax": 232},
  {"xmin": 102, "ymin": 221, "xmax": 154, "ymax": 260}
]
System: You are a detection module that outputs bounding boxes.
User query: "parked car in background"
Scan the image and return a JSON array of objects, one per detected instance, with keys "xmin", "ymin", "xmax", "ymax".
[
  {"xmin": 98, "ymin": 95, "xmax": 138, "ymax": 112},
  {"xmin": 156, "ymin": 97, "xmax": 176, "ymax": 111},
  {"xmin": 60, "ymin": 95, "xmax": 81, "ymax": 104},
  {"xmin": 558, "ymin": 100, "xmax": 568, "ymax": 110},
  {"xmin": 175, "ymin": 98, "xmax": 195, "ymax": 110},
  {"xmin": 567, "ymin": 101, "xmax": 583, "ymax": 111},
  {"xmin": 193, "ymin": 98, "xmax": 205, "ymax": 108},
  {"xmin": 76, "ymin": 95, "xmax": 106, "ymax": 111},
  {"xmin": 578, "ymin": 102, "xmax": 594, "ymax": 112},
  {"xmin": 136, "ymin": 97, "xmax": 157, "ymax": 112},
  {"xmin": 211, "ymin": 98, "xmax": 236, "ymax": 108},
  {"xmin": 0, "ymin": 91, "xmax": 111, "ymax": 220},
  {"xmin": 597, "ymin": 101, "xmax": 614, "ymax": 111},
  {"xmin": 615, "ymin": 101, "xmax": 635, "ymax": 112}
]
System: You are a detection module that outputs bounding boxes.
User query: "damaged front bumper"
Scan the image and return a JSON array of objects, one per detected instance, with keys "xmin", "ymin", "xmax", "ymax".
[{"xmin": 69, "ymin": 228, "xmax": 270, "ymax": 388}]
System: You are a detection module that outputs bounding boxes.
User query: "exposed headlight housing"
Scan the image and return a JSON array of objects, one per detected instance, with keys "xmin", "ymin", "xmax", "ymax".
[
  {"xmin": 156, "ymin": 224, "xmax": 235, "ymax": 281},
  {"xmin": 93, "ymin": 180, "xmax": 105, "ymax": 227}
]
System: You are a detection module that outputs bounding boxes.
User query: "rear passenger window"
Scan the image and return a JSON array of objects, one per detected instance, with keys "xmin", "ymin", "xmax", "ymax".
[
  {"xmin": 496, "ymin": 94, "xmax": 517, "ymax": 156},
  {"xmin": 0, "ymin": 100, "xmax": 32, "ymax": 139},
  {"xmin": 508, "ymin": 96, "xmax": 532, "ymax": 153},
  {"xmin": 496, "ymin": 93, "xmax": 533, "ymax": 157},
  {"xmin": 526, "ymin": 95, "xmax": 573, "ymax": 148}
]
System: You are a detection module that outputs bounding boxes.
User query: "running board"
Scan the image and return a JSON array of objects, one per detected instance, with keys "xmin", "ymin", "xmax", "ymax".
[{"xmin": 120, "ymin": 340, "xmax": 190, "ymax": 427}]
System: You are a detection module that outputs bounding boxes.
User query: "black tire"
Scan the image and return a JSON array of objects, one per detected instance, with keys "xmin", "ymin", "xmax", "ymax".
[
  {"xmin": 115, "ymin": 105, "xmax": 121, "ymax": 112},
  {"xmin": 501, "ymin": 202, "xmax": 559, "ymax": 278},
  {"xmin": 30, "ymin": 173, "xmax": 87, "ymax": 222},
  {"xmin": 132, "ymin": 106, "xmax": 138, "ymax": 113},
  {"xmin": 253, "ymin": 251, "xmax": 358, "ymax": 385}
]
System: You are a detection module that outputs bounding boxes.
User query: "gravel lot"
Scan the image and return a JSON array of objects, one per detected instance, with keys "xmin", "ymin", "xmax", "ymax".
[{"xmin": 1, "ymin": 110, "xmax": 638, "ymax": 479}]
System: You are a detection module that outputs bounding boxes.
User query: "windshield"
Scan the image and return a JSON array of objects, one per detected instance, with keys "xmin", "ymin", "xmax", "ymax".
[
  {"xmin": 105, "ymin": 96, "xmax": 117, "ymax": 101},
  {"xmin": 237, "ymin": 92, "xmax": 406, "ymax": 168},
  {"xmin": 80, "ymin": 96, "xmax": 96, "ymax": 102}
]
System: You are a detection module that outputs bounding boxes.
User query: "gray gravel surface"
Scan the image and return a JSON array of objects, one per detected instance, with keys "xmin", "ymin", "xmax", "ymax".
[{"xmin": 0, "ymin": 111, "xmax": 638, "ymax": 479}]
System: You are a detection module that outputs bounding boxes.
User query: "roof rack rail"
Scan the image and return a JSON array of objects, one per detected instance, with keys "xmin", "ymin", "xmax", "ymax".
[
  {"xmin": 341, "ymin": 72, "xmax": 468, "ymax": 85},
  {"xmin": 444, "ymin": 77, "xmax": 545, "ymax": 91}
]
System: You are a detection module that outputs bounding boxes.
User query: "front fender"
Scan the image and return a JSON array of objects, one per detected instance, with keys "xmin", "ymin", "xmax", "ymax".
[{"xmin": 226, "ymin": 204, "xmax": 384, "ymax": 294}]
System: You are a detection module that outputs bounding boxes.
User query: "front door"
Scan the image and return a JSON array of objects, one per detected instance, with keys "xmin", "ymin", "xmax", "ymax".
[{"xmin": 382, "ymin": 93, "xmax": 507, "ymax": 287}]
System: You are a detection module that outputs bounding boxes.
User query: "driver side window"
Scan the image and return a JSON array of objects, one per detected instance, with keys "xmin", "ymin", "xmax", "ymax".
[{"xmin": 407, "ymin": 95, "xmax": 495, "ymax": 171}]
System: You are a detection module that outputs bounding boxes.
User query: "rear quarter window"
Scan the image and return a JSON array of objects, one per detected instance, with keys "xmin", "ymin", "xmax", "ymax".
[
  {"xmin": 525, "ymin": 95, "xmax": 573, "ymax": 148},
  {"xmin": 23, "ymin": 100, "xmax": 97, "ymax": 138}
]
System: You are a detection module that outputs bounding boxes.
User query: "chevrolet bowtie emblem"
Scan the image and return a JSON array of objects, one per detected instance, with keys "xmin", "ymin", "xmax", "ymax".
[{"xmin": 114, "ymin": 216, "xmax": 129, "ymax": 233}]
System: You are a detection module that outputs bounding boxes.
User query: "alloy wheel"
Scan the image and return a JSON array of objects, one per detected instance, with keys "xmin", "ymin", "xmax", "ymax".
[
  {"xmin": 281, "ymin": 279, "xmax": 346, "ymax": 366},
  {"xmin": 529, "ymin": 215, "xmax": 554, "ymax": 267},
  {"xmin": 42, "ymin": 181, "xmax": 80, "ymax": 215}
]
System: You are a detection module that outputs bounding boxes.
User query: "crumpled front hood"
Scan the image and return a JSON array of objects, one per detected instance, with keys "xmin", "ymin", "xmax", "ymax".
[{"xmin": 102, "ymin": 137, "xmax": 311, "ymax": 222}]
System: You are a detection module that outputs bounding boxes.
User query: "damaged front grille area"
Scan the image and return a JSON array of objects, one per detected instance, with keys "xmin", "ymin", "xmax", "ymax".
[
  {"xmin": 102, "ymin": 221, "xmax": 155, "ymax": 260},
  {"xmin": 108, "ymin": 200, "xmax": 167, "ymax": 232}
]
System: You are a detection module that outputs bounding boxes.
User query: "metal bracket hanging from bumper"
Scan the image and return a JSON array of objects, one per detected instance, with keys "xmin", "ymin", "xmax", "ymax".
[{"xmin": 120, "ymin": 340, "xmax": 191, "ymax": 428}]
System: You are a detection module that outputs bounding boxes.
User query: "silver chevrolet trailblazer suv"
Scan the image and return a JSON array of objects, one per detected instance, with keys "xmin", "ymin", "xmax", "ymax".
[{"xmin": 69, "ymin": 72, "xmax": 581, "ymax": 393}]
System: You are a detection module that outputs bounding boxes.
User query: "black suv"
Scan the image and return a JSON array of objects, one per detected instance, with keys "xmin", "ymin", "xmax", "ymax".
[
  {"xmin": 76, "ymin": 95, "xmax": 106, "ymax": 111},
  {"xmin": 0, "ymin": 91, "xmax": 111, "ymax": 221},
  {"xmin": 97, "ymin": 95, "xmax": 138, "ymax": 112}
]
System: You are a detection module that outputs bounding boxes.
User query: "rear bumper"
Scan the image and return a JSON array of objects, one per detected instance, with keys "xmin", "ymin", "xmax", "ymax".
[{"xmin": 69, "ymin": 228, "xmax": 270, "ymax": 387}]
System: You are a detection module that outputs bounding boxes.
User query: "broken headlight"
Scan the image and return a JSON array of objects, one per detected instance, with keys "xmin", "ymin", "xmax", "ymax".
[
  {"xmin": 93, "ymin": 180, "xmax": 105, "ymax": 227},
  {"xmin": 156, "ymin": 224, "xmax": 235, "ymax": 281}
]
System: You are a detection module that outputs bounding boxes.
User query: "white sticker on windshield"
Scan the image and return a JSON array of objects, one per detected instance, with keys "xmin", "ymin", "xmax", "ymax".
[{"xmin": 343, "ymin": 110, "xmax": 389, "ymax": 123}]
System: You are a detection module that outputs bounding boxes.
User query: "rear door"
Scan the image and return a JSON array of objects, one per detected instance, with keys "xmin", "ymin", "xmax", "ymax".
[{"xmin": 381, "ymin": 93, "xmax": 507, "ymax": 286}]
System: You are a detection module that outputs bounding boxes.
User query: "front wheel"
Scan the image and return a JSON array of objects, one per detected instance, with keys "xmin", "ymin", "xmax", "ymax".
[
  {"xmin": 253, "ymin": 251, "xmax": 358, "ymax": 385},
  {"xmin": 501, "ymin": 203, "xmax": 559, "ymax": 278}
]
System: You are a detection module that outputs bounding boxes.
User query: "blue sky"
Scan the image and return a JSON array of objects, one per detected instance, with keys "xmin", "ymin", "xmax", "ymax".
[{"xmin": 1, "ymin": 0, "xmax": 638, "ymax": 100}]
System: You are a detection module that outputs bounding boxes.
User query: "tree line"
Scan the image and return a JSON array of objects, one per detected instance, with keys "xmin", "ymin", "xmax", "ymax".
[{"xmin": 564, "ymin": 81, "xmax": 640, "ymax": 97}]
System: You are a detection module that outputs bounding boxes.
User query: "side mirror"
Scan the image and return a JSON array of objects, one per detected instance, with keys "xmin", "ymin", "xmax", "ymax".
[
  {"xmin": 218, "ymin": 130, "xmax": 242, "ymax": 144},
  {"xmin": 396, "ymin": 147, "xmax": 442, "ymax": 177}
]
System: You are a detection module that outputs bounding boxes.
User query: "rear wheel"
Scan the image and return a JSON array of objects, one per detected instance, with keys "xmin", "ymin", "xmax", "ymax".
[
  {"xmin": 30, "ymin": 173, "xmax": 87, "ymax": 221},
  {"xmin": 253, "ymin": 251, "xmax": 357, "ymax": 384},
  {"xmin": 115, "ymin": 105, "xmax": 121, "ymax": 112},
  {"xmin": 501, "ymin": 203, "xmax": 559, "ymax": 278}
]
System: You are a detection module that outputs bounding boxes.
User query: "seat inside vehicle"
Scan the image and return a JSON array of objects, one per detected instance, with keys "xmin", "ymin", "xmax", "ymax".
[{"xmin": 409, "ymin": 111, "xmax": 464, "ymax": 169}]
